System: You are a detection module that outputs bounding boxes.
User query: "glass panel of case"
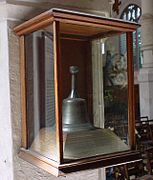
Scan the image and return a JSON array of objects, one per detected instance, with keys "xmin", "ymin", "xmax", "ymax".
[
  {"xmin": 103, "ymin": 34, "xmax": 128, "ymax": 144},
  {"xmin": 25, "ymin": 25, "xmax": 58, "ymax": 161},
  {"xmin": 60, "ymin": 31, "xmax": 129, "ymax": 160}
]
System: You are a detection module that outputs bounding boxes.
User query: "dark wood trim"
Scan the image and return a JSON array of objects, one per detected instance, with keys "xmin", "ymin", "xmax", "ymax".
[
  {"xmin": 89, "ymin": 30, "xmax": 122, "ymax": 40},
  {"xmin": 14, "ymin": 17, "xmax": 54, "ymax": 36},
  {"xmin": 14, "ymin": 9, "xmax": 140, "ymax": 36},
  {"xmin": 19, "ymin": 148, "xmax": 141, "ymax": 176},
  {"xmin": 85, "ymin": 42, "xmax": 93, "ymax": 122},
  {"xmin": 127, "ymin": 32, "xmax": 135, "ymax": 149},
  {"xmin": 14, "ymin": 10, "xmax": 53, "ymax": 33},
  {"xmin": 53, "ymin": 21, "xmax": 63, "ymax": 163},
  {"xmin": 60, "ymin": 151, "xmax": 141, "ymax": 173},
  {"xmin": 61, "ymin": 34, "xmax": 89, "ymax": 41},
  {"xmin": 52, "ymin": 9, "xmax": 139, "ymax": 30},
  {"xmin": 19, "ymin": 149, "xmax": 63, "ymax": 177},
  {"xmin": 19, "ymin": 36, "xmax": 28, "ymax": 149},
  {"xmin": 20, "ymin": 148, "xmax": 59, "ymax": 167},
  {"xmin": 39, "ymin": 33, "xmax": 46, "ymax": 128},
  {"xmin": 54, "ymin": 17, "xmax": 135, "ymax": 32}
]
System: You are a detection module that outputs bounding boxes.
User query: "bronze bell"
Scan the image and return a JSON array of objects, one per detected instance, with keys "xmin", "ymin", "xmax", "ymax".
[
  {"xmin": 62, "ymin": 66, "xmax": 129, "ymax": 160},
  {"xmin": 62, "ymin": 66, "xmax": 93, "ymax": 132}
]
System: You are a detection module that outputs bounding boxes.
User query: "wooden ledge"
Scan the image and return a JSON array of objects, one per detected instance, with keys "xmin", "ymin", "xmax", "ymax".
[{"xmin": 19, "ymin": 148, "xmax": 141, "ymax": 176}]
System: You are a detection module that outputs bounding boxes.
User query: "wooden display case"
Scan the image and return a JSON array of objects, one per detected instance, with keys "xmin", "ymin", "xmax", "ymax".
[{"xmin": 14, "ymin": 8, "xmax": 141, "ymax": 176}]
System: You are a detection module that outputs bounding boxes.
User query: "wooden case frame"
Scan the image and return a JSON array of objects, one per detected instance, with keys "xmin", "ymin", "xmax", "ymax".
[{"xmin": 14, "ymin": 8, "xmax": 141, "ymax": 176}]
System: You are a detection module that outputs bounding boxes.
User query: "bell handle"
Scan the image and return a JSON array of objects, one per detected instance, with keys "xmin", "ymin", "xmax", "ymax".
[{"xmin": 69, "ymin": 66, "xmax": 79, "ymax": 98}]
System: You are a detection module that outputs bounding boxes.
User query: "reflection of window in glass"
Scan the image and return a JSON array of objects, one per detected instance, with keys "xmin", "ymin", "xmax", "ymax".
[
  {"xmin": 120, "ymin": 4, "xmax": 142, "ymax": 70},
  {"xmin": 103, "ymin": 34, "xmax": 128, "ymax": 144}
]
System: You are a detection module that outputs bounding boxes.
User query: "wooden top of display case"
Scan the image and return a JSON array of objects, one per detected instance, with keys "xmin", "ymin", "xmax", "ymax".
[{"xmin": 14, "ymin": 8, "xmax": 140, "ymax": 36}]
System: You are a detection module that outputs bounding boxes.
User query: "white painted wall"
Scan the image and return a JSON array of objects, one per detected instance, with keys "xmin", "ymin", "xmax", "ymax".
[{"xmin": 0, "ymin": 20, "xmax": 14, "ymax": 180}]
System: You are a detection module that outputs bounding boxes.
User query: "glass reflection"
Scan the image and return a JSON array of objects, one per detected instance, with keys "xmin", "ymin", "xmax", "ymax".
[
  {"xmin": 103, "ymin": 34, "xmax": 128, "ymax": 144},
  {"xmin": 25, "ymin": 25, "xmax": 57, "ymax": 161}
]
